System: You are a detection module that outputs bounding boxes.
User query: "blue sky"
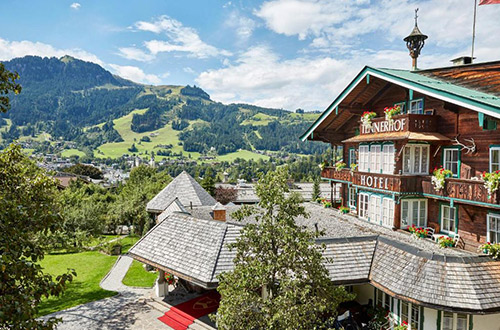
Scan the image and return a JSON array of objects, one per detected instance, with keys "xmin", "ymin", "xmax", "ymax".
[{"xmin": 1, "ymin": 0, "xmax": 500, "ymax": 110}]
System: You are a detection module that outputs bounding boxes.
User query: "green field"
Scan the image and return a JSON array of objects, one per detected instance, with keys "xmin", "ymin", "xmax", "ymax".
[
  {"xmin": 38, "ymin": 251, "xmax": 118, "ymax": 316},
  {"xmin": 241, "ymin": 113, "xmax": 279, "ymax": 126},
  {"xmin": 217, "ymin": 149, "xmax": 270, "ymax": 162},
  {"xmin": 94, "ymin": 109, "xmax": 202, "ymax": 159},
  {"xmin": 122, "ymin": 260, "xmax": 157, "ymax": 288},
  {"xmin": 61, "ymin": 148, "xmax": 86, "ymax": 158}
]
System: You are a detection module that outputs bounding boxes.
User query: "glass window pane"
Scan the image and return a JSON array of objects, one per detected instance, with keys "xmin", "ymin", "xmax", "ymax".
[
  {"xmin": 401, "ymin": 302, "xmax": 409, "ymax": 323},
  {"xmin": 411, "ymin": 304, "xmax": 419, "ymax": 329},
  {"xmin": 442, "ymin": 312, "xmax": 453, "ymax": 330},
  {"xmin": 404, "ymin": 147, "xmax": 411, "ymax": 173},
  {"xmin": 457, "ymin": 314, "xmax": 468, "ymax": 330}
]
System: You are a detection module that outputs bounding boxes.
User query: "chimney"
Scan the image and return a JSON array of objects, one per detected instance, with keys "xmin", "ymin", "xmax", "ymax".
[
  {"xmin": 404, "ymin": 8, "xmax": 428, "ymax": 71},
  {"xmin": 212, "ymin": 202, "xmax": 226, "ymax": 222},
  {"xmin": 451, "ymin": 56, "xmax": 474, "ymax": 66}
]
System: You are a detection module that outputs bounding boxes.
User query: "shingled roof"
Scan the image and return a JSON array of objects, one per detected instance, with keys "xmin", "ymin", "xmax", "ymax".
[
  {"xmin": 146, "ymin": 171, "xmax": 216, "ymax": 213},
  {"xmin": 157, "ymin": 198, "xmax": 189, "ymax": 222},
  {"xmin": 128, "ymin": 213, "xmax": 241, "ymax": 288},
  {"xmin": 130, "ymin": 204, "xmax": 500, "ymax": 313}
]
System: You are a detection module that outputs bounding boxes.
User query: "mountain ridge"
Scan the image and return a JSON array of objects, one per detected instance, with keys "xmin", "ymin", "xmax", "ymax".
[{"xmin": 0, "ymin": 55, "xmax": 325, "ymax": 160}]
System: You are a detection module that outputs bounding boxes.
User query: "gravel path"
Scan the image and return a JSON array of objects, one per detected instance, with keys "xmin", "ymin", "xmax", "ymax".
[{"xmin": 44, "ymin": 255, "xmax": 171, "ymax": 330}]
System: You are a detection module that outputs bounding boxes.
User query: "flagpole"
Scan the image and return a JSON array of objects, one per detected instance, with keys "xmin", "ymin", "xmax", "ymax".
[{"xmin": 472, "ymin": 0, "xmax": 478, "ymax": 59}]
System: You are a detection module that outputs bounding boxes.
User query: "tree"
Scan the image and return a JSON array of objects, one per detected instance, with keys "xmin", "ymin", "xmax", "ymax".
[
  {"xmin": 0, "ymin": 62, "xmax": 22, "ymax": 113},
  {"xmin": 214, "ymin": 167, "xmax": 353, "ymax": 329},
  {"xmin": 65, "ymin": 163, "xmax": 103, "ymax": 179},
  {"xmin": 0, "ymin": 144, "xmax": 75, "ymax": 329},
  {"xmin": 312, "ymin": 176, "xmax": 321, "ymax": 201},
  {"xmin": 201, "ymin": 167, "xmax": 216, "ymax": 196},
  {"xmin": 108, "ymin": 165, "xmax": 171, "ymax": 235},
  {"xmin": 215, "ymin": 186, "xmax": 238, "ymax": 205}
]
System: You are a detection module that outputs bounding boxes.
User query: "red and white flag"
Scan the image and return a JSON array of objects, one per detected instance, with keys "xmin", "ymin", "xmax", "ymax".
[{"xmin": 479, "ymin": 0, "xmax": 500, "ymax": 5}]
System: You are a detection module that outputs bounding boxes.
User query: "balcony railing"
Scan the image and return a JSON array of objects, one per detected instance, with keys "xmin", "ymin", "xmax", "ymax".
[
  {"xmin": 322, "ymin": 167, "xmax": 500, "ymax": 205},
  {"xmin": 420, "ymin": 177, "xmax": 499, "ymax": 205},
  {"xmin": 321, "ymin": 168, "xmax": 421, "ymax": 193},
  {"xmin": 359, "ymin": 113, "xmax": 437, "ymax": 135}
]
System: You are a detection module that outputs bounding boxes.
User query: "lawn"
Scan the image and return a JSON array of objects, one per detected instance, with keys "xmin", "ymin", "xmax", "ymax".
[
  {"xmin": 122, "ymin": 260, "xmax": 157, "ymax": 288},
  {"xmin": 241, "ymin": 113, "xmax": 279, "ymax": 126},
  {"xmin": 217, "ymin": 149, "xmax": 270, "ymax": 162},
  {"xmin": 38, "ymin": 251, "xmax": 118, "ymax": 316},
  {"xmin": 120, "ymin": 235, "xmax": 141, "ymax": 253},
  {"xmin": 61, "ymin": 148, "xmax": 86, "ymax": 158}
]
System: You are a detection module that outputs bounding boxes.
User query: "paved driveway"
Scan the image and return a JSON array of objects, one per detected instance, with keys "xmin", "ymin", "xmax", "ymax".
[{"xmin": 43, "ymin": 256, "xmax": 173, "ymax": 330}]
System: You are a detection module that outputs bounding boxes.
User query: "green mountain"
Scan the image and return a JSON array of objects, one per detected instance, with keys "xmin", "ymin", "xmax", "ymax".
[{"xmin": 0, "ymin": 55, "xmax": 324, "ymax": 160}]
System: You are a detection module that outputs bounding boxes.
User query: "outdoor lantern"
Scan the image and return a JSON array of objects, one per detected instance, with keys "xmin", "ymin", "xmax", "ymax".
[{"xmin": 404, "ymin": 8, "xmax": 428, "ymax": 71}]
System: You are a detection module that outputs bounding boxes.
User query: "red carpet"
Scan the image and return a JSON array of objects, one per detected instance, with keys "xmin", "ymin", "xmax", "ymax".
[{"xmin": 158, "ymin": 291, "xmax": 220, "ymax": 330}]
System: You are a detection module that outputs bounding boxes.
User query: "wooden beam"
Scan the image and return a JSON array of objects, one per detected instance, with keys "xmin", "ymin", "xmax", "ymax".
[{"xmin": 363, "ymin": 82, "xmax": 391, "ymax": 107}]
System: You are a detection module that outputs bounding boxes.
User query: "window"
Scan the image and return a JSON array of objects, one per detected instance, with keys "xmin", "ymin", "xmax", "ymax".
[
  {"xmin": 399, "ymin": 301, "xmax": 421, "ymax": 330},
  {"xmin": 382, "ymin": 198, "xmax": 395, "ymax": 228},
  {"xmin": 408, "ymin": 99, "xmax": 424, "ymax": 114},
  {"xmin": 382, "ymin": 144, "xmax": 395, "ymax": 174},
  {"xmin": 403, "ymin": 144, "xmax": 429, "ymax": 174},
  {"xmin": 441, "ymin": 204, "xmax": 457, "ymax": 234},
  {"xmin": 375, "ymin": 289, "xmax": 391, "ymax": 312},
  {"xmin": 349, "ymin": 187, "xmax": 357, "ymax": 209},
  {"xmin": 370, "ymin": 145, "xmax": 382, "ymax": 173},
  {"xmin": 394, "ymin": 101, "xmax": 406, "ymax": 114},
  {"xmin": 349, "ymin": 148, "xmax": 356, "ymax": 166},
  {"xmin": 490, "ymin": 147, "xmax": 500, "ymax": 172},
  {"xmin": 401, "ymin": 199, "xmax": 427, "ymax": 228},
  {"xmin": 442, "ymin": 312, "xmax": 470, "ymax": 330},
  {"xmin": 484, "ymin": 117, "xmax": 497, "ymax": 131},
  {"xmin": 370, "ymin": 196, "xmax": 382, "ymax": 224},
  {"xmin": 359, "ymin": 145, "xmax": 370, "ymax": 172},
  {"xmin": 443, "ymin": 148, "xmax": 460, "ymax": 177},
  {"xmin": 488, "ymin": 214, "xmax": 500, "ymax": 243},
  {"xmin": 359, "ymin": 193, "xmax": 369, "ymax": 219}
]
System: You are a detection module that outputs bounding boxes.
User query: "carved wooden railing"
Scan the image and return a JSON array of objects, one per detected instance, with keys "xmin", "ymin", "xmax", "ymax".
[
  {"xmin": 420, "ymin": 177, "xmax": 500, "ymax": 205},
  {"xmin": 321, "ymin": 168, "xmax": 352, "ymax": 182}
]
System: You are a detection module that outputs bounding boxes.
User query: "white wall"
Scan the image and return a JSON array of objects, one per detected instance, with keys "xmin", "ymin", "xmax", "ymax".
[
  {"xmin": 423, "ymin": 307, "xmax": 438, "ymax": 330},
  {"xmin": 473, "ymin": 313, "xmax": 500, "ymax": 330}
]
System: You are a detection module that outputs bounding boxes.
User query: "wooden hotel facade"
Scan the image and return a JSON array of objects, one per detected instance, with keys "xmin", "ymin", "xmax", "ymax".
[{"xmin": 302, "ymin": 61, "xmax": 500, "ymax": 252}]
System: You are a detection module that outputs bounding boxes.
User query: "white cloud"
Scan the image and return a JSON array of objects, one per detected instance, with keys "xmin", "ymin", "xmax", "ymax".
[
  {"xmin": 117, "ymin": 47, "xmax": 155, "ymax": 62},
  {"xmin": 183, "ymin": 67, "xmax": 196, "ymax": 74},
  {"xmin": 134, "ymin": 15, "xmax": 232, "ymax": 59},
  {"xmin": 70, "ymin": 2, "xmax": 81, "ymax": 10},
  {"xmin": 108, "ymin": 64, "xmax": 161, "ymax": 84},
  {"xmin": 0, "ymin": 38, "xmax": 104, "ymax": 66},
  {"xmin": 196, "ymin": 44, "xmax": 463, "ymax": 111},
  {"xmin": 226, "ymin": 11, "xmax": 257, "ymax": 41}
]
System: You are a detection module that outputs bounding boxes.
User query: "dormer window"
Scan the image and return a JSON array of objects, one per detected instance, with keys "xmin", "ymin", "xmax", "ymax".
[{"xmin": 408, "ymin": 98, "xmax": 424, "ymax": 114}]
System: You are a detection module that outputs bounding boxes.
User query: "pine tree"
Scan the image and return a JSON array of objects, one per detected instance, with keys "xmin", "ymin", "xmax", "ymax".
[{"xmin": 312, "ymin": 176, "xmax": 321, "ymax": 201}]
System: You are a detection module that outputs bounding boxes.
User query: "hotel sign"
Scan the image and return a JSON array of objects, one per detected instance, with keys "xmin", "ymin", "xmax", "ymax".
[
  {"xmin": 360, "ymin": 118, "xmax": 407, "ymax": 135},
  {"xmin": 352, "ymin": 172, "xmax": 403, "ymax": 192}
]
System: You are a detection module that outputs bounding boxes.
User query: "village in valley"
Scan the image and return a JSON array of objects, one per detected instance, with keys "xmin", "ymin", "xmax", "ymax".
[{"xmin": 3, "ymin": 1, "xmax": 500, "ymax": 330}]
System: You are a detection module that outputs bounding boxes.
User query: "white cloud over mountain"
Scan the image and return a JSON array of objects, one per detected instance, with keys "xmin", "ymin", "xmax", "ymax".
[{"xmin": 108, "ymin": 64, "xmax": 161, "ymax": 84}]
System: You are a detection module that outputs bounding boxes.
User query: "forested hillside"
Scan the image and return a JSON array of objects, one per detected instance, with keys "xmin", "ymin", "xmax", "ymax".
[{"xmin": 0, "ymin": 55, "xmax": 325, "ymax": 159}]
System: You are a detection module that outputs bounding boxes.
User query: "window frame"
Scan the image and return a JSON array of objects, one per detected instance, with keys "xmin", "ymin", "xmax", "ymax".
[
  {"xmin": 490, "ymin": 146, "xmax": 500, "ymax": 173},
  {"xmin": 382, "ymin": 197, "xmax": 395, "ymax": 228},
  {"xmin": 408, "ymin": 98, "xmax": 424, "ymax": 114},
  {"xmin": 348, "ymin": 187, "xmax": 357, "ymax": 209},
  {"xmin": 401, "ymin": 199, "xmax": 428, "ymax": 228},
  {"xmin": 402, "ymin": 144, "xmax": 430, "ymax": 175},
  {"xmin": 382, "ymin": 143, "xmax": 395, "ymax": 174},
  {"xmin": 348, "ymin": 147, "xmax": 356, "ymax": 167},
  {"xmin": 359, "ymin": 192, "xmax": 369, "ymax": 220},
  {"xmin": 394, "ymin": 101, "xmax": 406, "ymax": 114},
  {"xmin": 441, "ymin": 312, "xmax": 471, "ymax": 330},
  {"xmin": 442, "ymin": 146, "xmax": 461, "ymax": 178},
  {"xmin": 397, "ymin": 300, "xmax": 421, "ymax": 330},
  {"xmin": 487, "ymin": 213, "xmax": 500, "ymax": 244},
  {"xmin": 440, "ymin": 204, "xmax": 458, "ymax": 235},
  {"xmin": 370, "ymin": 144, "xmax": 382, "ymax": 174},
  {"xmin": 359, "ymin": 144, "xmax": 370, "ymax": 172}
]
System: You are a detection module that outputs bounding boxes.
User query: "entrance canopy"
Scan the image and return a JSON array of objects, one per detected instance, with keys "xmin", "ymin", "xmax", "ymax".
[{"xmin": 342, "ymin": 131, "xmax": 450, "ymax": 143}]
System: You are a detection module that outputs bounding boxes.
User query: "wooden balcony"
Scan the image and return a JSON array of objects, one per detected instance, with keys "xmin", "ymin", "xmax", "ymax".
[
  {"xmin": 420, "ymin": 177, "xmax": 500, "ymax": 205},
  {"xmin": 321, "ymin": 168, "xmax": 422, "ymax": 193},
  {"xmin": 322, "ymin": 168, "xmax": 499, "ymax": 205},
  {"xmin": 359, "ymin": 113, "xmax": 437, "ymax": 135}
]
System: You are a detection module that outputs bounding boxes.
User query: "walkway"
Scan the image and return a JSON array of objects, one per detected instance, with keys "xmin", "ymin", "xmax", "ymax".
[{"xmin": 45, "ymin": 255, "xmax": 171, "ymax": 330}]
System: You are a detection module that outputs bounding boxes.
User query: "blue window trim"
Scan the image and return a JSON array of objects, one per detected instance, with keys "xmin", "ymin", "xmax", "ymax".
[
  {"xmin": 348, "ymin": 147, "xmax": 356, "ymax": 166},
  {"xmin": 489, "ymin": 145, "xmax": 500, "ymax": 173},
  {"xmin": 442, "ymin": 146, "xmax": 461, "ymax": 178},
  {"xmin": 408, "ymin": 97, "xmax": 425, "ymax": 114},
  {"xmin": 486, "ymin": 212, "xmax": 500, "ymax": 243}
]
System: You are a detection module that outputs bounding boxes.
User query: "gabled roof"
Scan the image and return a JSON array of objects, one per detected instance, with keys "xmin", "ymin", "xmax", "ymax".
[
  {"xmin": 301, "ymin": 64, "xmax": 500, "ymax": 141},
  {"xmin": 146, "ymin": 171, "xmax": 216, "ymax": 212},
  {"xmin": 157, "ymin": 198, "xmax": 190, "ymax": 222},
  {"xmin": 128, "ymin": 213, "xmax": 242, "ymax": 288}
]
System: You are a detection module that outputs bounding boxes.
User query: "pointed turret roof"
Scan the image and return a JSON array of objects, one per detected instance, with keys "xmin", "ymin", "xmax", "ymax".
[{"xmin": 146, "ymin": 171, "xmax": 216, "ymax": 212}]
